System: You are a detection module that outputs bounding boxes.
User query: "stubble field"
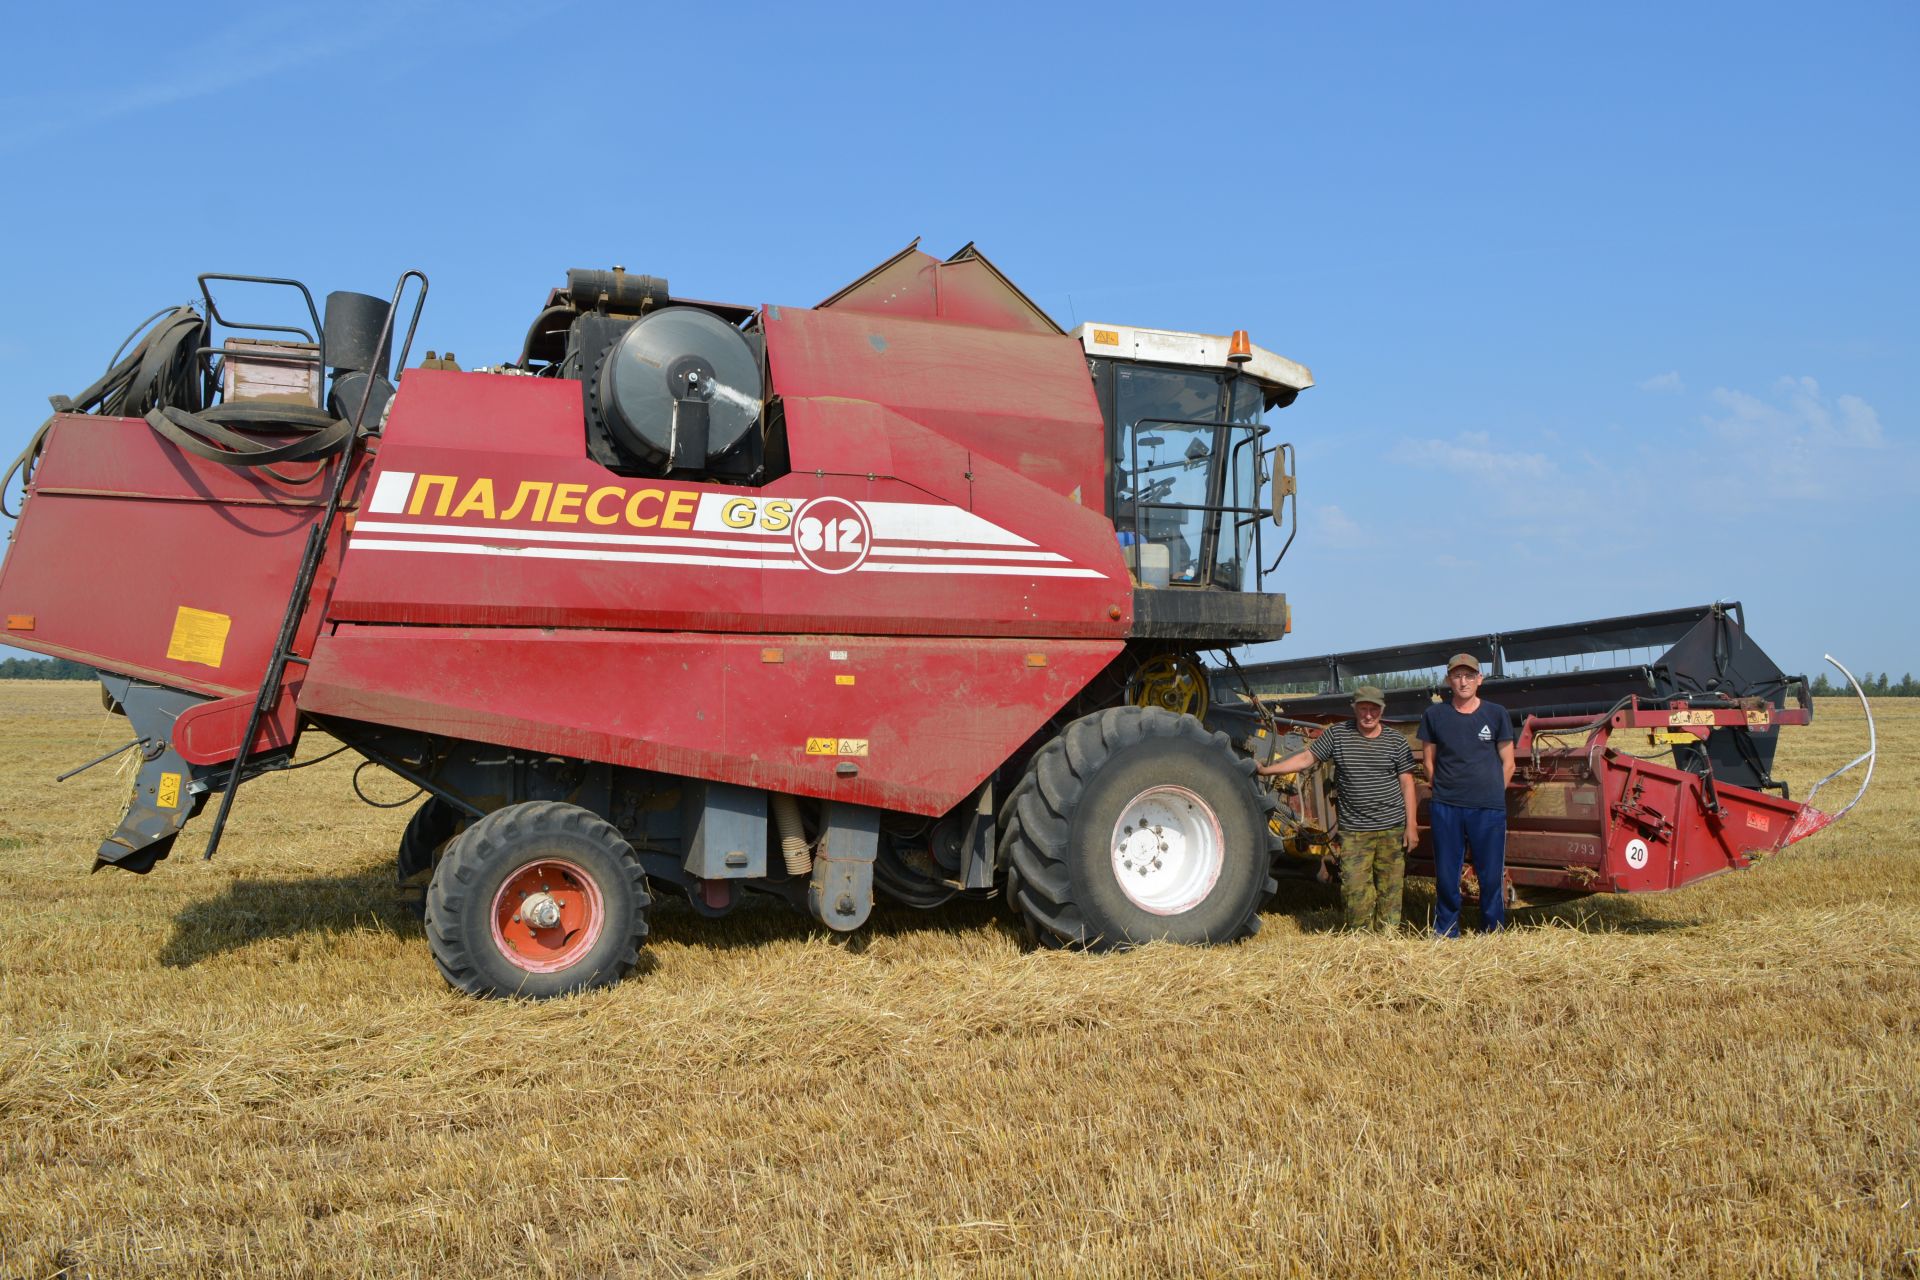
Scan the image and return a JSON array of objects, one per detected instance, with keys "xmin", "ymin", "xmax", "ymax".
[{"xmin": 0, "ymin": 682, "xmax": 1913, "ymax": 1278}]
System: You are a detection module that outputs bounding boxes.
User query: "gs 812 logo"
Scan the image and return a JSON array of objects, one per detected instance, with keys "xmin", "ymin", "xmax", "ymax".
[{"xmin": 792, "ymin": 497, "xmax": 873, "ymax": 574}]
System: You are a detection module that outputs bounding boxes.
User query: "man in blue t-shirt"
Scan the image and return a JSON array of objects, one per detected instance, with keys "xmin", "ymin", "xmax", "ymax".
[{"xmin": 1416, "ymin": 652, "xmax": 1515, "ymax": 936}]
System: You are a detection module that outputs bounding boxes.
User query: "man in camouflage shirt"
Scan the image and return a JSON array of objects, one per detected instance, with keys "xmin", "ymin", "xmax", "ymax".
[{"xmin": 1258, "ymin": 685, "xmax": 1419, "ymax": 931}]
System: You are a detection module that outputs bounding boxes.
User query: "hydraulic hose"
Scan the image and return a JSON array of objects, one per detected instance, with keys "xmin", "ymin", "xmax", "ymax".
[{"xmin": 3, "ymin": 303, "xmax": 357, "ymax": 514}]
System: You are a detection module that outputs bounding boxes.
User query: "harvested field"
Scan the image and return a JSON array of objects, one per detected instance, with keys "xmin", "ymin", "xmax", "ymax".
[{"xmin": 0, "ymin": 681, "xmax": 1914, "ymax": 1278}]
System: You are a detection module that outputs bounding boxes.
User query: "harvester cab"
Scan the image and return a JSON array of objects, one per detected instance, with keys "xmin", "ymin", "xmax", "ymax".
[{"xmin": 1074, "ymin": 322, "xmax": 1309, "ymax": 599}]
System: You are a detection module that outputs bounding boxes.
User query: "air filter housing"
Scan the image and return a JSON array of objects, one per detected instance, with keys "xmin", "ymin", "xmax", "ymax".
[{"xmin": 572, "ymin": 307, "xmax": 764, "ymax": 477}]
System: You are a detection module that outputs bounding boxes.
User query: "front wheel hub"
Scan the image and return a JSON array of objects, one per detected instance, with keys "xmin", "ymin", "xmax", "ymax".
[{"xmin": 1110, "ymin": 785, "xmax": 1223, "ymax": 915}]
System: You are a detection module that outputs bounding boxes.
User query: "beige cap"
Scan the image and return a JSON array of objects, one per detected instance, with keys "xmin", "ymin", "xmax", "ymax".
[{"xmin": 1446, "ymin": 652, "xmax": 1482, "ymax": 674}]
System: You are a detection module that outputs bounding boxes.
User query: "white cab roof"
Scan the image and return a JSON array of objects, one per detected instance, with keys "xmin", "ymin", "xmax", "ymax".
[{"xmin": 1070, "ymin": 322, "xmax": 1314, "ymax": 393}]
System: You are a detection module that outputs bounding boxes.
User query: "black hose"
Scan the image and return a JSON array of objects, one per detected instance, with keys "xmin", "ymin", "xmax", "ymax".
[{"xmin": 2, "ymin": 302, "xmax": 359, "ymax": 515}]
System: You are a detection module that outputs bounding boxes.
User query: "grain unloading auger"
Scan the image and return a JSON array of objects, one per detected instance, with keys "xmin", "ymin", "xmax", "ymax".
[{"xmin": 1219, "ymin": 604, "xmax": 1876, "ymax": 905}]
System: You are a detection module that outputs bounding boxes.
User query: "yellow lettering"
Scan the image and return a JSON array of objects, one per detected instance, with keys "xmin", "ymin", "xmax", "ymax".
[
  {"xmin": 760, "ymin": 499, "xmax": 793, "ymax": 533},
  {"xmin": 407, "ymin": 474, "xmax": 458, "ymax": 517},
  {"xmin": 624, "ymin": 488, "xmax": 665, "ymax": 528},
  {"xmin": 661, "ymin": 490, "xmax": 697, "ymax": 530},
  {"xmin": 546, "ymin": 482, "xmax": 589, "ymax": 523},
  {"xmin": 586, "ymin": 485, "xmax": 626, "ymax": 525},
  {"xmin": 449, "ymin": 478, "xmax": 497, "ymax": 520},
  {"xmin": 720, "ymin": 497, "xmax": 756, "ymax": 529},
  {"xmin": 499, "ymin": 481, "xmax": 554, "ymax": 521}
]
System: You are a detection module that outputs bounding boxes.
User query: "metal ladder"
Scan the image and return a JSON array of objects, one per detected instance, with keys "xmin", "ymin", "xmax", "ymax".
[{"xmin": 199, "ymin": 270, "xmax": 429, "ymax": 861}]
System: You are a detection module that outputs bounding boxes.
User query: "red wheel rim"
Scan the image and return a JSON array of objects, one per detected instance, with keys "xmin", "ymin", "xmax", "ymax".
[{"xmin": 489, "ymin": 858, "xmax": 606, "ymax": 974}]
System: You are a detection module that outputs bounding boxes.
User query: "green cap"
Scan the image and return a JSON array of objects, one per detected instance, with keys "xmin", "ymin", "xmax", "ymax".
[{"xmin": 1351, "ymin": 685, "xmax": 1387, "ymax": 707}]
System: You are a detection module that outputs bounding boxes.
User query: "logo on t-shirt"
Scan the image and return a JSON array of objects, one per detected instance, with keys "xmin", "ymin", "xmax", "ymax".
[{"xmin": 1477, "ymin": 724, "xmax": 1492, "ymax": 741}]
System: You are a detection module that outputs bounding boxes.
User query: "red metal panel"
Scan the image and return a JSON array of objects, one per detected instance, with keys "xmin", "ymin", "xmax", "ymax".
[
  {"xmin": 325, "ymin": 370, "xmax": 1131, "ymax": 639},
  {"xmin": 298, "ymin": 626, "xmax": 1124, "ymax": 816},
  {"xmin": 816, "ymin": 247, "xmax": 1062, "ymax": 337},
  {"xmin": 0, "ymin": 415, "xmax": 348, "ymax": 697},
  {"xmin": 172, "ymin": 687, "xmax": 302, "ymax": 765},
  {"xmin": 765, "ymin": 304, "xmax": 1108, "ymax": 508}
]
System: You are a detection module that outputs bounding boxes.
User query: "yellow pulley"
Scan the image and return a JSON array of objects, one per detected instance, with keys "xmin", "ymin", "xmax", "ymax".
[{"xmin": 1129, "ymin": 653, "xmax": 1209, "ymax": 719}]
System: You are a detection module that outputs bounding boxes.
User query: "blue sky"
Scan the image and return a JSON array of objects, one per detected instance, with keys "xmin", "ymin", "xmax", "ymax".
[{"xmin": 2, "ymin": 2, "xmax": 1914, "ymax": 680}]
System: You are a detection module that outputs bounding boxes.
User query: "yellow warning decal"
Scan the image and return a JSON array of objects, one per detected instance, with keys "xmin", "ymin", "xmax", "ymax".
[
  {"xmin": 1669, "ymin": 710, "xmax": 1718, "ymax": 726},
  {"xmin": 1744, "ymin": 710, "xmax": 1772, "ymax": 727},
  {"xmin": 806, "ymin": 737, "xmax": 870, "ymax": 757},
  {"xmin": 166, "ymin": 606, "xmax": 231, "ymax": 668},
  {"xmin": 1093, "ymin": 329, "xmax": 1120, "ymax": 346},
  {"xmin": 835, "ymin": 674, "xmax": 855, "ymax": 686},
  {"xmin": 157, "ymin": 772, "xmax": 182, "ymax": 809}
]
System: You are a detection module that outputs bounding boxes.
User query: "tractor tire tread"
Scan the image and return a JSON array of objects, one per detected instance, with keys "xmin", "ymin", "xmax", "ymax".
[
  {"xmin": 1000, "ymin": 704, "xmax": 1271, "ymax": 951},
  {"xmin": 425, "ymin": 800, "xmax": 650, "ymax": 999}
]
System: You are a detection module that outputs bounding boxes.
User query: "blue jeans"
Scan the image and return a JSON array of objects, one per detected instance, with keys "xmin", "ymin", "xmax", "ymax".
[{"xmin": 1429, "ymin": 800, "xmax": 1507, "ymax": 936}]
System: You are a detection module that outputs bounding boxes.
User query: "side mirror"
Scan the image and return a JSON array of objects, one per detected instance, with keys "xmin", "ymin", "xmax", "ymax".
[{"xmin": 1270, "ymin": 442, "xmax": 1296, "ymax": 524}]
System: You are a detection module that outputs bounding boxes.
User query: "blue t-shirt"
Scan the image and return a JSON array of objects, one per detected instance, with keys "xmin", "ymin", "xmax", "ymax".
[{"xmin": 1417, "ymin": 699, "xmax": 1513, "ymax": 810}]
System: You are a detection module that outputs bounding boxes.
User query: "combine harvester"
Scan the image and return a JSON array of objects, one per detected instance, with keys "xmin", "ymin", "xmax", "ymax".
[{"xmin": 0, "ymin": 245, "xmax": 1874, "ymax": 995}]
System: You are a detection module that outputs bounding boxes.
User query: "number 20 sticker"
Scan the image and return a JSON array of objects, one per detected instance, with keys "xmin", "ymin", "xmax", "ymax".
[
  {"xmin": 1624, "ymin": 838, "xmax": 1650, "ymax": 870},
  {"xmin": 792, "ymin": 497, "xmax": 873, "ymax": 575}
]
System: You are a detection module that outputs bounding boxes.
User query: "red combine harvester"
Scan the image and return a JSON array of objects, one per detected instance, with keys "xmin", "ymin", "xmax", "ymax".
[{"xmin": 0, "ymin": 245, "xmax": 1874, "ymax": 995}]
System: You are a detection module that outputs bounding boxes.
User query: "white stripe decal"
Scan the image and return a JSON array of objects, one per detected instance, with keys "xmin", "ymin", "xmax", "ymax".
[
  {"xmin": 863, "ymin": 501, "xmax": 1037, "ymax": 547},
  {"xmin": 350, "ymin": 520, "xmax": 1073, "ymax": 562},
  {"xmin": 353, "ymin": 520, "xmax": 783, "ymax": 553},
  {"xmin": 347, "ymin": 538, "xmax": 1107, "ymax": 578},
  {"xmin": 349, "ymin": 539, "xmax": 806, "ymax": 570},
  {"xmin": 866, "ymin": 545, "xmax": 1069, "ymax": 562},
  {"xmin": 858, "ymin": 562, "xmax": 1106, "ymax": 579},
  {"xmin": 367, "ymin": 470, "xmax": 415, "ymax": 514}
]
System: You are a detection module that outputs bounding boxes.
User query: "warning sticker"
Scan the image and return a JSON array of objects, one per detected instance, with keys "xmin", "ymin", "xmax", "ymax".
[
  {"xmin": 1746, "ymin": 811, "xmax": 1770, "ymax": 831},
  {"xmin": 166, "ymin": 606, "xmax": 231, "ymax": 668},
  {"xmin": 805, "ymin": 737, "xmax": 870, "ymax": 757},
  {"xmin": 157, "ymin": 772, "xmax": 181, "ymax": 809},
  {"xmin": 1669, "ymin": 710, "xmax": 1718, "ymax": 726},
  {"xmin": 835, "ymin": 674, "xmax": 855, "ymax": 686}
]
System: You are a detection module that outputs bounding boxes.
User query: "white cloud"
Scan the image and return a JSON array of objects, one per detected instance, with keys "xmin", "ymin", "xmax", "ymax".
[
  {"xmin": 1312, "ymin": 503, "xmax": 1373, "ymax": 550},
  {"xmin": 1638, "ymin": 371, "xmax": 1685, "ymax": 393},
  {"xmin": 1705, "ymin": 376, "xmax": 1885, "ymax": 451},
  {"xmin": 1694, "ymin": 376, "xmax": 1897, "ymax": 500},
  {"xmin": 1391, "ymin": 430, "xmax": 1555, "ymax": 483}
]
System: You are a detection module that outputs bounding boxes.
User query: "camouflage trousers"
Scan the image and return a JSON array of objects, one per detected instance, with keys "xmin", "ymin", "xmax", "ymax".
[{"xmin": 1335, "ymin": 828, "xmax": 1406, "ymax": 932}]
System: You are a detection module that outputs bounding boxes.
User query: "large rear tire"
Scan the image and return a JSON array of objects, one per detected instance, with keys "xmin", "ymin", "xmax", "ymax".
[
  {"xmin": 1002, "ymin": 706, "xmax": 1277, "ymax": 950},
  {"xmin": 425, "ymin": 801, "xmax": 650, "ymax": 998}
]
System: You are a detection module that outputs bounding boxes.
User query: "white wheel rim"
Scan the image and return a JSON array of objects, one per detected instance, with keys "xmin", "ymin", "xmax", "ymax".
[{"xmin": 1109, "ymin": 784, "xmax": 1224, "ymax": 915}]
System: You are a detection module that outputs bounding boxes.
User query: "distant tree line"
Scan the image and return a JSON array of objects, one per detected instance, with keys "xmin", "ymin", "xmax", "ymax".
[
  {"xmin": 1809, "ymin": 671, "xmax": 1917, "ymax": 698},
  {"xmin": 0, "ymin": 656, "xmax": 95, "ymax": 680}
]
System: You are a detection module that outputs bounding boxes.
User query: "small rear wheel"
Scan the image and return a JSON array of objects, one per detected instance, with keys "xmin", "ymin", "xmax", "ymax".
[{"xmin": 425, "ymin": 801, "xmax": 650, "ymax": 998}]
